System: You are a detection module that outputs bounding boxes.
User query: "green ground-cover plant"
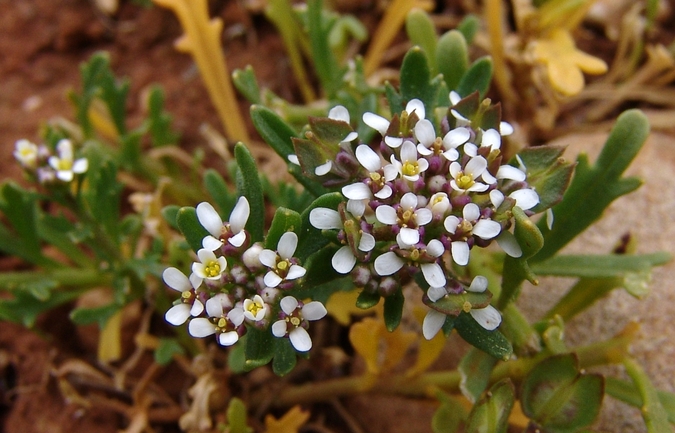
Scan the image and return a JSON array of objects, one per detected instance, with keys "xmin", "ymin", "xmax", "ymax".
[{"xmin": 2, "ymin": 1, "xmax": 675, "ymax": 432}]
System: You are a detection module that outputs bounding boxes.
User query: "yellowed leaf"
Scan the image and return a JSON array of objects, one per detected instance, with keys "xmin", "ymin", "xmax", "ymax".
[
  {"xmin": 405, "ymin": 306, "xmax": 446, "ymax": 378},
  {"xmin": 348, "ymin": 315, "xmax": 417, "ymax": 375},
  {"xmin": 325, "ymin": 290, "xmax": 372, "ymax": 326},
  {"xmin": 98, "ymin": 309, "xmax": 122, "ymax": 363},
  {"xmin": 264, "ymin": 405, "xmax": 310, "ymax": 433}
]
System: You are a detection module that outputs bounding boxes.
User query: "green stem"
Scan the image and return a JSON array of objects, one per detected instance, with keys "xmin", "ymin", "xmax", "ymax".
[
  {"xmin": 623, "ymin": 357, "xmax": 675, "ymax": 432},
  {"xmin": 0, "ymin": 268, "xmax": 111, "ymax": 289}
]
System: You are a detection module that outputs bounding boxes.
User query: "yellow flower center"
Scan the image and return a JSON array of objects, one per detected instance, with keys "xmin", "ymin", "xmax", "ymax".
[
  {"xmin": 370, "ymin": 172, "xmax": 382, "ymax": 182},
  {"xmin": 410, "ymin": 248, "xmax": 420, "ymax": 262},
  {"xmin": 57, "ymin": 159, "xmax": 73, "ymax": 171},
  {"xmin": 456, "ymin": 173, "xmax": 474, "ymax": 190},
  {"xmin": 217, "ymin": 317, "xmax": 227, "ymax": 329},
  {"xmin": 290, "ymin": 316, "xmax": 301, "ymax": 327},
  {"xmin": 276, "ymin": 260, "xmax": 289, "ymax": 272},
  {"xmin": 204, "ymin": 260, "xmax": 221, "ymax": 277},
  {"xmin": 462, "ymin": 301, "xmax": 472, "ymax": 313},
  {"xmin": 246, "ymin": 300, "xmax": 264, "ymax": 317},
  {"xmin": 402, "ymin": 161, "xmax": 419, "ymax": 177}
]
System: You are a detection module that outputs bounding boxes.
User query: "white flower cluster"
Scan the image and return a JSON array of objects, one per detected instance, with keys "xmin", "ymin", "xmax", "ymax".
[
  {"xmin": 309, "ymin": 95, "xmax": 542, "ymax": 338},
  {"xmin": 13, "ymin": 138, "xmax": 88, "ymax": 183},
  {"xmin": 163, "ymin": 197, "xmax": 326, "ymax": 352}
]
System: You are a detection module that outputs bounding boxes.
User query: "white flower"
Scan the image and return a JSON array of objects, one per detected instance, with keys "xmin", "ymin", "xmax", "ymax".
[
  {"xmin": 374, "ymin": 239, "xmax": 446, "ymax": 288},
  {"xmin": 163, "ymin": 267, "xmax": 204, "ymax": 326},
  {"xmin": 48, "ymin": 139, "xmax": 88, "ymax": 182},
  {"xmin": 259, "ymin": 232, "xmax": 306, "ymax": 287},
  {"xmin": 188, "ymin": 297, "xmax": 245, "ymax": 346},
  {"xmin": 341, "ymin": 144, "xmax": 395, "ymax": 202},
  {"xmin": 375, "ymin": 192, "xmax": 432, "ymax": 247},
  {"xmin": 328, "ymin": 105, "xmax": 359, "ymax": 143},
  {"xmin": 383, "ymin": 140, "xmax": 429, "ymax": 182},
  {"xmin": 242, "ymin": 294, "xmax": 268, "ymax": 322},
  {"xmin": 14, "ymin": 139, "xmax": 39, "ymax": 169},
  {"xmin": 444, "ymin": 203, "xmax": 501, "ymax": 266},
  {"xmin": 480, "ymin": 128, "xmax": 501, "ymax": 151},
  {"xmin": 428, "ymin": 192, "xmax": 450, "ymax": 218},
  {"xmin": 196, "ymin": 196, "xmax": 250, "ymax": 251},
  {"xmin": 271, "ymin": 296, "xmax": 327, "ymax": 352},
  {"xmin": 463, "ymin": 276, "xmax": 501, "ymax": 330},
  {"xmin": 449, "ymin": 156, "xmax": 490, "ymax": 193},
  {"xmin": 192, "ymin": 249, "xmax": 228, "ymax": 280},
  {"xmin": 363, "ymin": 99, "xmax": 425, "ymax": 148},
  {"xmin": 414, "ymin": 120, "xmax": 468, "ymax": 161}
]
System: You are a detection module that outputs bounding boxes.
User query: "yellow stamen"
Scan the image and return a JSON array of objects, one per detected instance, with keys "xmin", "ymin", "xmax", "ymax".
[
  {"xmin": 462, "ymin": 301, "xmax": 472, "ymax": 313},
  {"xmin": 205, "ymin": 261, "xmax": 221, "ymax": 277},
  {"xmin": 456, "ymin": 173, "xmax": 474, "ymax": 190},
  {"xmin": 290, "ymin": 317, "xmax": 301, "ymax": 327},
  {"xmin": 402, "ymin": 161, "xmax": 419, "ymax": 177}
]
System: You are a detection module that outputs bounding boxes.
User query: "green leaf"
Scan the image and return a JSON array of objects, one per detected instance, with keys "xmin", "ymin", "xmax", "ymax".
[
  {"xmin": 146, "ymin": 85, "xmax": 180, "ymax": 146},
  {"xmin": 513, "ymin": 145, "xmax": 575, "ymax": 213},
  {"xmin": 455, "ymin": 312, "xmax": 512, "ymax": 361},
  {"xmin": 521, "ymin": 354, "xmax": 604, "ymax": 432},
  {"xmin": 533, "ymin": 110, "xmax": 649, "ymax": 262},
  {"xmin": 250, "ymin": 105, "xmax": 297, "ymax": 158},
  {"xmin": 605, "ymin": 377, "xmax": 675, "ymax": 424},
  {"xmin": 399, "ymin": 46, "xmax": 440, "ymax": 113},
  {"xmin": 456, "ymin": 56, "xmax": 492, "ymax": 99},
  {"xmin": 457, "ymin": 14, "xmax": 480, "ymax": 44},
  {"xmin": 0, "ymin": 288, "xmax": 85, "ymax": 327},
  {"xmin": 532, "ymin": 252, "xmax": 671, "ymax": 278},
  {"xmin": 300, "ymin": 245, "xmax": 341, "ymax": 289},
  {"xmin": 623, "ymin": 357, "xmax": 674, "ymax": 433},
  {"xmin": 232, "ymin": 65, "xmax": 261, "ymax": 104},
  {"xmin": 425, "ymin": 291, "xmax": 492, "ymax": 316},
  {"xmin": 161, "ymin": 205, "xmax": 181, "ymax": 231},
  {"xmin": 432, "ymin": 392, "xmax": 467, "ymax": 433},
  {"xmin": 436, "ymin": 30, "xmax": 469, "ymax": 91},
  {"xmin": 465, "ymin": 379, "xmax": 515, "ymax": 433},
  {"xmin": 84, "ymin": 157, "xmax": 122, "ymax": 245},
  {"xmin": 38, "ymin": 213, "xmax": 94, "ymax": 268},
  {"xmin": 272, "ymin": 337, "xmax": 297, "ymax": 376},
  {"xmin": 406, "ymin": 9, "xmax": 438, "ymax": 74},
  {"xmin": 244, "ymin": 326, "xmax": 275, "ymax": 370},
  {"xmin": 459, "ymin": 348, "xmax": 499, "ymax": 403},
  {"xmin": 226, "ymin": 397, "xmax": 252, "ymax": 433},
  {"xmin": 228, "ymin": 336, "xmax": 247, "ymax": 373},
  {"xmin": 176, "ymin": 206, "xmax": 209, "ymax": 252},
  {"xmin": 154, "ymin": 338, "xmax": 185, "ymax": 365},
  {"xmin": 266, "ymin": 207, "xmax": 302, "ymax": 250},
  {"xmin": 235, "ymin": 143, "xmax": 265, "ymax": 243},
  {"xmin": 204, "ymin": 169, "xmax": 236, "ymax": 217},
  {"xmin": 295, "ymin": 192, "xmax": 344, "ymax": 261},
  {"xmin": 70, "ymin": 303, "xmax": 121, "ymax": 327},
  {"xmin": 308, "ymin": 0, "xmax": 343, "ymax": 97},
  {"xmin": 383, "ymin": 288, "xmax": 404, "ymax": 332}
]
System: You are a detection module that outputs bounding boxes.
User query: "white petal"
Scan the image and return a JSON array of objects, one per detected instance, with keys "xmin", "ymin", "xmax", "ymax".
[
  {"xmin": 417, "ymin": 143, "xmax": 433, "ymax": 156},
  {"xmin": 228, "ymin": 231, "xmax": 247, "ymax": 248},
  {"xmin": 497, "ymin": 165, "xmax": 526, "ymax": 181},
  {"xmin": 196, "ymin": 202, "xmax": 223, "ymax": 238},
  {"xmin": 342, "ymin": 182, "xmax": 372, "ymax": 200},
  {"xmin": 464, "ymin": 142, "xmax": 478, "ymax": 157},
  {"xmin": 398, "ymin": 227, "xmax": 420, "ymax": 246},
  {"xmin": 329, "ymin": 105, "xmax": 350, "ymax": 123},
  {"xmin": 470, "ymin": 305, "xmax": 502, "ymax": 330},
  {"xmin": 219, "ymin": 331, "xmax": 239, "ymax": 346},
  {"xmin": 302, "ymin": 301, "xmax": 327, "ymax": 321},
  {"xmin": 490, "ymin": 190, "xmax": 505, "ymax": 208},
  {"xmin": 400, "ymin": 192, "xmax": 418, "ymax": 210},
  {"xmin": 202, "ymin": 235, "xmax": 224, "ymax": 251},
  {"xmin": 414, "ymin": 119, "xmax": 436, "ymax": 147},
  {"xmin": 467, "ymin": 275, "xmax": 488, "ymax": 293},
  {"xmin": 264, "ymin": 271, "xmax": 283, "ymax": 288},
  {"xmin": 427, "ymin": 286, "xmax": 447, "ymax": 302},
  {"xmin": 400, "ymin": 141, "xmax": 418, "ymax": 164},
  {"xmin": 277, "ymin": 231, "xmax": 298, "ymax": 259},
  {"xmin": 272, "ymin": 320, "xmax": 288, "ymax": 337},
  {"xmin": 229, "ymin": 197, "xmax": 250, "ymax": 233},
  {"xmin": 423, "ymin": 310, "xmax": 446, "ymax": 340},
  {"xmin": 342, "ymin": 131, "xmax": 359, "ymax": 143},
  {"xmin": 374, "ymin": 185, "xmax": 393, "ymax": 199},
  {"xmin": 500, "ymin": 121, "xmax": 514, "ymax": 136},
  {"xmin": 444, "ymin": 215, "xmax": 459, "ymax": 233},
  {"xmin": 258, "ymin": 249, "xmax": 278, "ymax": 267},
  {"xmin": 286, "ymin": 264, "xmax": 306, "ymax": 280},
  {"xmin": 465, "ymin": 156, "xmax": 487, "ymax": 178},
  {"xmin": 449, "ymin": 162, "xmax": 462, "ymax": 178},
  {"xmin": 163, "ymin": 267, "xmax": 191, "ymax": 292},
  {"xmin": 449, "ymin": 91, "xmax": 461, "ymax": 105},
  {"xmin": 310, "ymin": 208, "xmax": 342, "ymax": 230},
  {"xmin": 56, "ymin": 170, "xmax": 74, "ymax": 182},
  {"xmin": 331, "ymin": 246, "xmax": 356, "ymax": 274},
  {"xmin": 165, "ymin": 304, "xmax": 191, "ymax": 326},
  {"xmin": 205, "ymin": 296, "xmax": 225, "ymax": 317},
  {"xmin": 473, "ymin": 219, "xmax": 502, "ymax": 240},
  {"xmin": 197, "ymin": 248, "xmax": 217, "ymax": 264},
  {"xmin": 426, "ymin": 239, "xmax": 445, "ymax": 258},
  {"xmin": 356, "ymin": 145, "xmax": 382, "ymax": 172},
  {"xmin": 467, "ymin": 182, "xmax": 490, "ymax": 193},
  {"xmin": 289, "ymin": 327, "xmax": 312, "ymax": 352},
  {"xmin": 415, "ymin": 208, "xmax": 433, "ymax": 226},
  {"xmin": 315, "ymin": 160, "xmax": 333, "ymax": 176},
  {"xmin": 383, "ymin": 163, "xmax": 399, "ymax": 181},
  {"xmin": 72, "ymin": 158, "xmax": 88, "ymax": 174},
  {"xmin": 481, "ymin": 129, "xmax": 501, "ymax": 149},
  {"xmin": 451, "ymin": 241, "xmax": 470, "ymax": 266},
  {"xmin": 358, "ymin": 233, "xmax": 376, "ymax": 252},
  {"xmin": 375, "ymin": 205, "xmax": 398, "ymax": 225},
  {"xmin": 496, "ymin": 231, "xmax": 522, "ymax": 258},
  {"xmin": 406, "ymin": 98, "xmax": 426, "ymax": 119},
  {"xmin": 385, "ymin": 136, "xmax": 403, "ymax": 148},
  {"xmin": 442, "ymin": 148, "xmax": 459, "ymax": 162},
  {"xmin": 288, "ymin": 154, "xmax": 300, "ymax": 165},
  {"xmin": 421, "ymin": 263, "xmax": 446, "ymax": 288},
  {"xmin": 510, "ymin": 189, "xmax": 539, "ymax": 211},
  {"xmin": 347, "ymin": 199, "xmax": 366, "ymax": 217},
  {"xmin": 482, "ymin": 170, "xmax": 497, "ymax": 185},
  {"xmin": 280, "ymin": 296, "xmax": 299, "ymax": 314},
  {"xmin": 190, "ymin": 300, "xmax": 204, "ymax": 316},
  {"xmin": 463, "ymin": 203, "xmax": 480, "ymax": 221},
  {"xmin": 443, "ymin": 128, "xmax": 470, "ymax": 148},
  {"xmin": 374, "ymin": 252, "xmax": 405, "ymax": 275},
  {"xmin": 363, "ymin": 112, "xmax": 390, "ymax": 135},
  {"xmin": 228, "ymin": 308, "xmax": 245, "ymax": 326},
  {"xmin": 188, "ymin": 318, "xmax": 216, "ymax": 338}
]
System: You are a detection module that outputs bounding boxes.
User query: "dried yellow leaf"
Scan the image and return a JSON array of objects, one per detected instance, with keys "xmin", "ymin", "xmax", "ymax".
[{"xmin": 264, "ymin": 405, "xmax": 310, "ymax": 433}]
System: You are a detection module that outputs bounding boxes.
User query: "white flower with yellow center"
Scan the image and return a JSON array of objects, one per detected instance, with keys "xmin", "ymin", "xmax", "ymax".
[
  {"xmin": 271, "ymin": 296, "xmax": 327, "ymax": 352},
  {"xmin": 374, "ymin": 239, "xmax": 446, "ymax": 288},
  {"xmin": 259, "ymin": 232, "xmax": 306, "ymax": 288},
  {"xmin": 384, "ymin": 140, "xmax": 429, "ymax": 182},
  {"xmin": 14, "ymin": 139, "xmax": 39, "ymax": 169},
  {"xmin": 449, "ymin": 156, "xmax": 490, "ymax": 193},
  {"xmin": 192, "ymin": 248, "xmax": 228, "ymax": 280},
  {"xmin": 196, "ymin": 196, "xmax": 250, "ymax": 251},
  {"xmin": 341, "ymin": 144, "xmax": 395, "ymax": 202},
  {"xmin": 444, "ymin": 203, "xmax": 501, "ymax": 266},
  {"xmin": 163, "ymin": 267, "xmax": 204, "ymax": 326},
  {"xmin": 188, "ymin": 294, "xmax": 245, "ymax": 346},
  {"xmin": 48, "ymin": 139, "xmax": 88, "ymax": 182},
  {"xmin": 413, "ymin": 119, "xmax": 468, "ymax": 161},
  {"xmin": 375, "ymin": 192, "xmax": 432, "ymax": 247},
  {"xmin": 243, "ymin": 294, "xmax": 268, "ymax": 322}
]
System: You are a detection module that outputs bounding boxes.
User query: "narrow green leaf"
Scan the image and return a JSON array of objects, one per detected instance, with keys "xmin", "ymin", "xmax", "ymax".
[
  {"xmin": 514, "ymin": 145, "xmax": 575, "ymax": 213},
  {"xmin": 204, "ymin": 169, "xmax": 236, "ymax": 217},
  {"xmin": 176, "ymin": 206, "xmax": 209, "ymax": 252},
  {"xmin": 533, "ymin": 110, "xmax": 650, "ymax": 262},
  {"xmin": 244, "ymin": 327, "xmax": 275, "ymax": 370},
  {"xmin": 457, "ymin": 14, "xmax": 480, "ymax": 44},
  {"xmin": 606, "ymin": 377, "xmax": 675, "ymax": 424},
  {"xmin": 456, "ymin": 56, "xmax": 492, "ymax": 99},
  {"xmin": 235, "ymin": 143, "xmax": 265, "ymax": 243},
  {"xmin": 154, "ymin": 338, "xmax": 185, "ymax": 365},
  {"xmin": 356, "ymin": 289, "xmax": 380, "ymax": 309},
  {"xmin": 0, "ymin": 288, "xmax": 86, "ymax": 327},
  {"xmin": 161, "ymin": 205, "xmax": 181, "ymax": 231},
  {"xmin": 436, "ymin": 30, "xmax": 469, "ymax": 91},
  {"xmin": 383, "ymin": 288, "xmax": 404, "ymax": 331},
  {"xmin": 624, "ymin": 357, "xmax": 675, "ymax": 433},
  {"xmin": 272, "ymin": 337, "xmax": 297, "ymax": 376},
  {"xmin": 532, "ymin": 252, "xmax": 671, "ymax": 278},
  {"xmin": 432, "ymin": 391, "xmax": 466, "ymax": 433},
  {"xmin": 405, "ymin": 9, "xmax": 438, "ymax": 74},
  {"xmin": 400, "ymin": 46, "xmax": 439, "ymax": 113},
  {"xmin": 250, "ymin": 105, "xmax": 297, "ymax": 157},
  {"xmin": 266, "ymin": 207, "xmax": 302, "ymax": 249},
  {"xmin": 459, "ymin": 348, "xmax": 499, "ymax": 403},
  {"xmin": 226, "ymin": 397, "xmax": 251, "ymax": 433},
  {"xmin": 146, "ymin": 85, "xmax": 180, "ymax": 146},
  {"xmin": 70, "ymin": 303, "xmax": 120, "ymax": 327},
  {"xmin": 38, "ymin": 213, "xmax": 94, "ymax": 268},
  {"xmin": 465, "ymin": 379, "xmax": 515, "ymax": 433},
  {"xmin": 308, "ymin": 0, "xmax": 342, "ymax": 96},
  {"xmin": 455, "ymin": 312, "xmax": 512, "ymax": 361},
  {"xmin": 295, "ymin": 192, "xmax": 344, "ymax": 261},
  {"xmin": 85, "ymin": 158, "xmax": 122, "ymax": 244},
  {"xmin": 232, "ymin": 65, "xmax": 261, "ymax": 104}
]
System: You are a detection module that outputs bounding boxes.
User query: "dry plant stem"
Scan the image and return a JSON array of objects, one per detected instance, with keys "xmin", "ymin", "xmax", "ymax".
[
  {"xmin": 484, "ymin": 0, "xmax": 517, "ymax": 105},
  {"xmin": 151, "ymin": 0, "xmax": 250, "ymax": 143},
  {"xmin": 263, "ymin": 325, "xmax": 636, "ymax": 407},
  {"xmin": 363, "ymin": 0, "xmax": 433, "ymax": 77}
]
